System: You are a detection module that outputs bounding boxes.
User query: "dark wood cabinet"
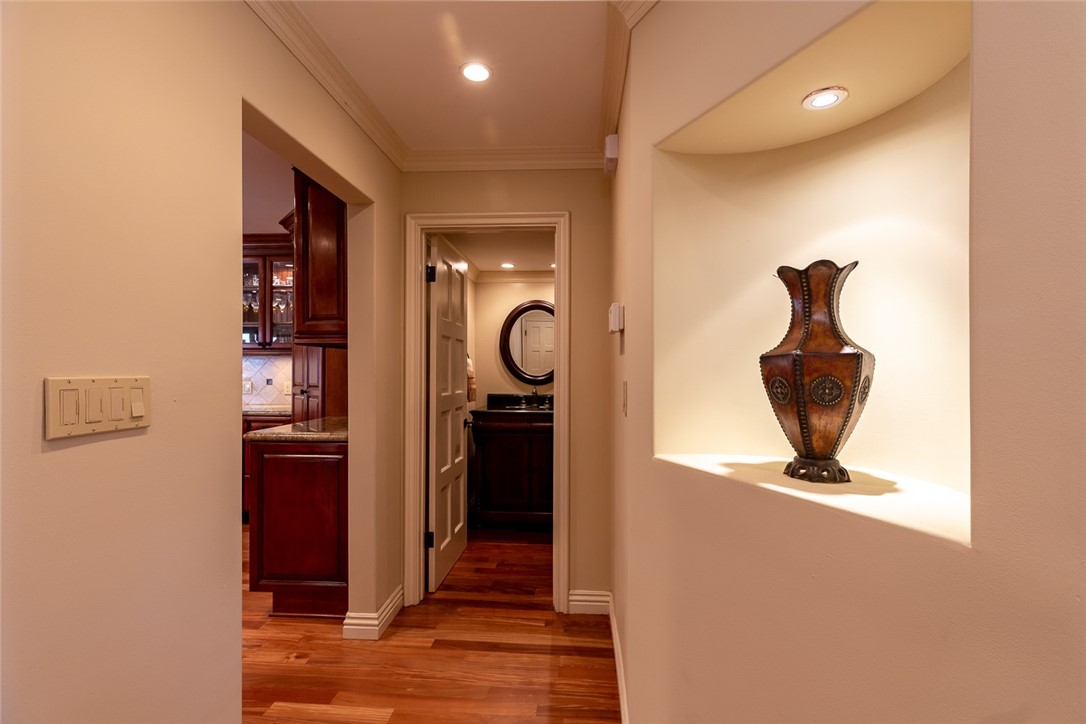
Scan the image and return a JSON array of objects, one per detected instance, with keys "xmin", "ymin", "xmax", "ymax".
[
  {"xmin": 469, "ymin": 410, "xmax": 553, "ymax": 526},
  {"xmin": 242, "ymin": 414, "xmax": 290, "ymax": 517},
  {"xmin": 248, "ymin": 440, "xmax": 348, "ymax": 617},
  {"xmin": 242, "ymin": 234, "xmax": 294, "ymax": 353},
  {"xmin": 291, "ymin": 344, "xmax": 348, "ymax": 423},
  {"xmin": 292, "ymin": 170, "xmax": 347, "ymax": 347}
]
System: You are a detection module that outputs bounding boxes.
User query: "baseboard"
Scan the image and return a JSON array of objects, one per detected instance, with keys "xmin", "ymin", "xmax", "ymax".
[
  {"xmin": 609, "ymin": 596, "xmax": 630, "ymax": 724},
  {"xmin": 341, "ymin": 585, "xmax": 404, "ymax": 640},
  {"xmin": 568, "ymin": 589, "xmax": 611, "ymax": 615}
]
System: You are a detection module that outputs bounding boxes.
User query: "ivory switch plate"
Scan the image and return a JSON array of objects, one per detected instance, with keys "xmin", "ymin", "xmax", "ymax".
[{"xmin": 44, "ymin": 376, "xmax": 151, "ymax": 440}]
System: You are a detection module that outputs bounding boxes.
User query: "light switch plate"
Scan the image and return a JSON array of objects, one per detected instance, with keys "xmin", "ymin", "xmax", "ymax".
[{"xmin": 44, "ymin": 376, "xmax": 151, "ymax": 440}]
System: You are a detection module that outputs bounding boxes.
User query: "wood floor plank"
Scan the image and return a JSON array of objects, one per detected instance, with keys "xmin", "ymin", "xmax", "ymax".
[{"xmin": 242, "ymin": 526, "xmax": 621, "ymax": 722}]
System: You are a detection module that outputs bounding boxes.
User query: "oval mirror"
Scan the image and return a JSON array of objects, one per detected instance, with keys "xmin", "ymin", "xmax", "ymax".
[{"xmin": 499, "ymin": 300, "xmax": 555, "ymax": 385}]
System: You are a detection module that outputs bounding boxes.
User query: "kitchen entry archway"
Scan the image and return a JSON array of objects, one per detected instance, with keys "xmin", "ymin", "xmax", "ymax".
[{"xmin": 404, "ymin": 212, "xmax": 571, "ymax": 612}]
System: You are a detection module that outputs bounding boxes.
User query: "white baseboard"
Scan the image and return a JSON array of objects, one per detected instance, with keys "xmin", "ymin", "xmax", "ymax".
[
  {"xmin": 568, "ymin": 589, "xmax": 611, "ymax": 615},
  {"xmin": 609, "ymin": 596, "xmax": 629, "ymax": 724},
  {"xmin": 342, "ymin": 585, "xmax": 404, "ymax": 640}
]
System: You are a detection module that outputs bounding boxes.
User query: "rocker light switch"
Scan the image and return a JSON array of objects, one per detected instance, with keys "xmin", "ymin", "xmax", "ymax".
[
  {"xmin": 44, "ymin": 376, "xmax": 151, "ymax": 440},
  {"xmin": 60, "ymin": 388, "xmax": 79, "ymax": 426},
  {"xmin": 86, "ymin": 388, "xmax": 104, "ymax": 423},
  {"xmin": 108, "ymin": 387, "xmax": 125, "ymax": 421},
  {"xmin": 130, "ymin": 387, "xmax": 146, "ymax": 418}
]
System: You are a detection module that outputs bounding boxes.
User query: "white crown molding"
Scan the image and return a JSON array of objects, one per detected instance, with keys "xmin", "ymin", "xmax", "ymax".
[
  {"xmin": 245, "ymin": 0, "xmax": 409, "ymax": 169},
  {"xmin": 342, "ymin": 585, "xmax": 404, "ymax": 641},
  {"xmin": 475, "ymin": 271, "xmax": 556, "ymax": 284},
  {"xmin": 614, "ymin": 0, "xmax": 658, "ymax": 29},
  {"xmin": 599, "ymin": 4, "xmax": 631, "ymax": 142},
  {"xmin": 599, "ymin": 2, "xmax": 658, "ymax": 141},
  {"xmin": 403, "ymin": 147, "xmax": 604, "ymax": 173}
]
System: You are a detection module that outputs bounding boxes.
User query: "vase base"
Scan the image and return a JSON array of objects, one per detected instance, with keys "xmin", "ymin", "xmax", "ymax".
[{"xmin": 784, "ymin": 456, "xmax": 851, "ymax": 484}]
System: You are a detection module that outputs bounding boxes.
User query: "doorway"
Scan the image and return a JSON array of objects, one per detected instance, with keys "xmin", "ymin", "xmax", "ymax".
[{"xmin": 404, "ymin": 212, "xmax": 572, "ymax": 611}]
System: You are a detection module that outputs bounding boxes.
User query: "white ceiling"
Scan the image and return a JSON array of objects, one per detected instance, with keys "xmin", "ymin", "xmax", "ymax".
[{"xmin": 246, "ymin": 0, "xmax": 654, "ymax": 172}]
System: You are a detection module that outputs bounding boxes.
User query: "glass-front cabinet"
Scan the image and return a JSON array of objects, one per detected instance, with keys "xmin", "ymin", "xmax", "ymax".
[{"xmin": 243, "ymin": 246, "xmax": 293, "ymax": 352}]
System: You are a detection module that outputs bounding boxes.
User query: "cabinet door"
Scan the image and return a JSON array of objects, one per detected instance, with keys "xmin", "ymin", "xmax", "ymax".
[
  {"xmin": 248, "ymin": 441, "xmax": 349, "ymax": 617},
  {"xmin": 242, "ymin": 257, "xmax": 263, "ymax": 350},
  {"xmin": 266, "ymin": 256, "xmax": 294, "ymax": 349},
  {"xmin": 293, "ymin": 170, "xmax": 347, "ymax": 346},
  {"xmin": 243, "ymin": 235, "xmax": 293, "ymax": 354},
  {"xmin": 291, "ymin": 345, "xmax": 348, "ymax": 423}
]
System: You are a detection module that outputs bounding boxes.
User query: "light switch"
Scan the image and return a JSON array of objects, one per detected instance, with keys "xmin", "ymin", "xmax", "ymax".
[
  {"xmin": 44, "ymin": 376, "xmax": 151, "ymax": 440},
  {"xmin": 108, "ymin": 387, "xmax": 125, "ymax": 421},
  {"xmin": 60, "ymin": 388, "xmax": 79, "ymax": 426},
  {"xmin": 130, "ymin": 387, "xmax": 145, "ymax": 418},
  {"xmin": 86, "ymin": 388, "xmax": 104, "ymax": 423}
]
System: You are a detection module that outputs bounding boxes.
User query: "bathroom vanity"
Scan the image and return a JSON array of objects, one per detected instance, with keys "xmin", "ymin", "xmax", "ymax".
[{"xmin": 469, "ymin": 394, "xmax": 553, "ymax": 527}]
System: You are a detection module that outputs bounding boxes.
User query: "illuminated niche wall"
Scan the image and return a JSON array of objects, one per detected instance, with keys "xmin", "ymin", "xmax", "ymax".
[{"xmin": 653, "ymin": 59, "xmax": 971, "ymax": 495}]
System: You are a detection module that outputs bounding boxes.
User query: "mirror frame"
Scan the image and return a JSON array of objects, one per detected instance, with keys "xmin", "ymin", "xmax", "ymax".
[{"xmin": 498, "ymin": 299, "xmax": 555, "ymax": 385}]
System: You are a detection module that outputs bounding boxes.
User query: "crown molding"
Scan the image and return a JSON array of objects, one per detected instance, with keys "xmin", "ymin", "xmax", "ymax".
[
  {"xmin": 598, "ymin": 2, "xmax": 658, "ymax": 141},
  {"xmin": 599, "ymin": 4, "xmax": 631, "ymax": 141},
  {"xmin": 614, "ymin": 0, "xmax": 659, "ymax": 29},
  {"xmin": 245, "ymin": 0, "xmax": 409, "ymax": 169},
  {"xmin": 403, "ymin": 147, "xmax": 604, "ymax": 173}
]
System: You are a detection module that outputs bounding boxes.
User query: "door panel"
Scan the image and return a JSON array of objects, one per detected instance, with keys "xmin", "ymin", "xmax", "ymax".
[{"xmin": 428, "ymin": 236, "xmax": 469, "ymax": 591}]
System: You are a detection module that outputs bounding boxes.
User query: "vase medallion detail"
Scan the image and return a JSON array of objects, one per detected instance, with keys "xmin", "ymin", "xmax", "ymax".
[{"xmin": 759, "ymin": 260, "xmax": 874, "ymax": 483}]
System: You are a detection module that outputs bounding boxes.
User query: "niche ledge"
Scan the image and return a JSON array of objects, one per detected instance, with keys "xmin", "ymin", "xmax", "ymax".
[{"xmin": 656, "ymin": 453, "xmax": 971, "ymax": 546}]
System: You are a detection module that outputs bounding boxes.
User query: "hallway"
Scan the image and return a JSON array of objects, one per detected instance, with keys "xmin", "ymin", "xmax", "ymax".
[{"xmin": 243, "ymin": 528, "xmax": 621, "ymax": 722}]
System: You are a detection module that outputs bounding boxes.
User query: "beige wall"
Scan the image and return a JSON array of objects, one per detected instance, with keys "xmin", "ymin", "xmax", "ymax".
[
  {"xmin": 404, "ymin": 170, "xmax": 613, "ymax": 595},
  {"xmin": 473, "ymin": 275, "xmax": 555, "ymax": 401},
  {"xmin": 0, "ymin": 2, "xmax": 402, "ymax": 721},
  {"xmin": 613, "ymin": 2, "xmax": 1085, "ymax": 721}
]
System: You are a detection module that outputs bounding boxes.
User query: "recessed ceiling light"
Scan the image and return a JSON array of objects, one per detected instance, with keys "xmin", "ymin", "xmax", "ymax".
[
  {"xmin": 802, "ymin": 86, "xmax": 849, "ymax": 111},
  {"xmin": 550, "ymin": 263, "xmax": 556, "ymax": 269},
  {"xmin": 460, "ymin": 62, "xmax": 491, "ymax": 83},
  {"xmin": 500, "ymin": 263, "xmax": 515, "ymax": 269}
]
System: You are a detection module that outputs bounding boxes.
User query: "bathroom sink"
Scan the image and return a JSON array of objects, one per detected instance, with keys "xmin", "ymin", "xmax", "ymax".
[{"xmin": 485, "ymin": 393, "xmax": 554, "ymax": 411}]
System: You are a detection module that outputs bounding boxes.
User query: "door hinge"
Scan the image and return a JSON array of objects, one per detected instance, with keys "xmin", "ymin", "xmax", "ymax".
[
  {"xmin": 425, "ymin": 265, "xmax": 436, "ymax": 283},
  {"xmin": 424, "ymin": 531, "xmax": 435, "ymax": 549}
]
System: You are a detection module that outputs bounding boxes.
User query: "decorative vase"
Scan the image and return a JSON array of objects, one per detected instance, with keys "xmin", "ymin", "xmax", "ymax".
[{"xmin": 759, "ymin": 259, "xmax": 874, "ymax": 483}]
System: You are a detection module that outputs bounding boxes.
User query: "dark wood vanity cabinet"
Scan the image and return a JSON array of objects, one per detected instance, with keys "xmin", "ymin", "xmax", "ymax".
[
  {"xmin": 291, "ymin": 344, "xmax": 348, "ymax": 424},
  {"xmin": 248, "ymin": 439, "xmax": 348, "ymax": 617},
  {"xmin": 292, "ymin": 170, "xmax": 347, "ymax": 347},
  {"xmin": 469, "ymin": 410, "xmax": 553, "ymax": 526}
]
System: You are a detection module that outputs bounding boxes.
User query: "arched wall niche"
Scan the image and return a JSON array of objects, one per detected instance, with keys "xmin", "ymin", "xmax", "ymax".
[{"xmin": 652, "ymin": 53, "xmax": 972, "ymax": 543}]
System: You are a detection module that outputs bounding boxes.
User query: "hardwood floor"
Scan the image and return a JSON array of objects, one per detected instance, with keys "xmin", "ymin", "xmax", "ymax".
[{"xmin": 243, "ymin": 526, "xmax": 621, "ymax": 723}]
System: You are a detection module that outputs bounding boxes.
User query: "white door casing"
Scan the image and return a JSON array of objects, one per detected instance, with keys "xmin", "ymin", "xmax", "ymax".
[
  {"xmin": 404, "ymin": 212, "xmax": 571, "ymax": 612},
  {"xmin": 427, "ymin": 236, "xmax": 469, "ymax": 590}
]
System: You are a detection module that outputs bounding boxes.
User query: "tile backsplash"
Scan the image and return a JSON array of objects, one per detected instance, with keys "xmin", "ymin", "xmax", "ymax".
[{"xmin": 242, "ymin": 355, "xmax": 292, "ymax": 408}]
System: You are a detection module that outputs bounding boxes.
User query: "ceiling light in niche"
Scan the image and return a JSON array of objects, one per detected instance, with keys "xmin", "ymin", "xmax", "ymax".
[
  {"xmin": 500, "ymin": 263, "xmax": 515, "ymax": 269},
  {"xmin": 460, "ymin": 62, "xmax": 491, "ymax": 82},
  {"xmin": 802, "ymin": 86, "xmax": 849, "ymax": 110}
]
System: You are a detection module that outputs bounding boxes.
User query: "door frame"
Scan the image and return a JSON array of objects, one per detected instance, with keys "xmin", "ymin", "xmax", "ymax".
[{"xmin": 404, "ymin": 211, "xmax": 571, "ymax": 612}]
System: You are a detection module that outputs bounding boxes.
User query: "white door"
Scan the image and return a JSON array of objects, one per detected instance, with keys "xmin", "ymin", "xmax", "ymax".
[
  {"xmin": 428, "ymin": 235, "xmax": 469, "ymax": 591},
  {"xmin": 521, "ymin": 312, "xmax": 555, "ymax": 377}
]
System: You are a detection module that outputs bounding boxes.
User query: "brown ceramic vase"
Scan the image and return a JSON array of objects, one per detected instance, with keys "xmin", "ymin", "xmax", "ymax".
[{"xmin": 759, "ymin": 260, "xmax": 874, "ymax": 483}]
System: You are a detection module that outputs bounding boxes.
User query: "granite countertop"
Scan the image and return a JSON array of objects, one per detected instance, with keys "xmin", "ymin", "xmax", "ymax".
[
  {"xmin": 243, "ymin": 416, "xmax": 348, "ymax": 442},
  {"xmin": 242, "ymin": 405, "xmax": 292, "ymax": 417}
]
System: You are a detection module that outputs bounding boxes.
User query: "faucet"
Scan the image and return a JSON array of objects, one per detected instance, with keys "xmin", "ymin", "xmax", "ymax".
[{"xmin": 531, "ymin": 387, "xmax": 538, "ymax": 406}]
